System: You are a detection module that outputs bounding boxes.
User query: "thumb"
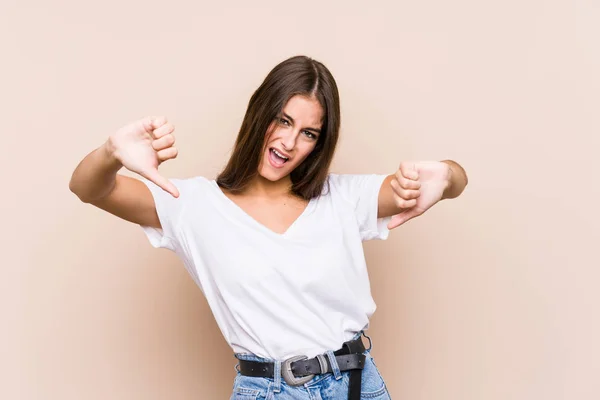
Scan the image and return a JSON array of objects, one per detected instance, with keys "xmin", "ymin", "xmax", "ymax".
[
  {"xmin": 141, "ymin": 117, "xmax": 155, "ymax": 134},
  {"xmin": 142, "ymin": 168, "xmax": 180, "ymax": 198},
  {"xmin": 140, "ymin": 116, "xmax": 167, "ymax": 134},
  {"xmin": 387, "ymin": 209, "xmax": 418, "ymax": 230}
]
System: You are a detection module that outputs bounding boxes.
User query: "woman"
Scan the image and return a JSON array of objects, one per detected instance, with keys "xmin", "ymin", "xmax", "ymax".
[{"xmin": 69, "ymin": 55, "xmax": 468, "ymax": 400}]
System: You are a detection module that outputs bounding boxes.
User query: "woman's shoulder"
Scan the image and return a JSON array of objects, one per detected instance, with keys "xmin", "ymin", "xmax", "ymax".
[
  {"xmin": 319, "ymin": 172, "xmax": 350, "ymax": 199},
  {"xmin": 325, "ymin": 172, "xmax": 385, "ymax": 188},
  {"xmin": 322, "ymin": 172, "xmax": 361, "ymax": 192},
  {"xmin": 157, "ymin": 175, "xmax": 216, "ymax": 200},
  {"xmin": 170, "ymin": 175, "xmax": 212, "ymax": 186},
  {"xmin": 321, "ymin": 172, "xmax": 387, "ymax": 202}
]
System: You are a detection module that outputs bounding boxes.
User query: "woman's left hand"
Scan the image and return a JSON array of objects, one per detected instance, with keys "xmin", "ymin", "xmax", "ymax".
[{"xmin": 387, "ymin": 161, "xmax": 452, "ymax": 229}]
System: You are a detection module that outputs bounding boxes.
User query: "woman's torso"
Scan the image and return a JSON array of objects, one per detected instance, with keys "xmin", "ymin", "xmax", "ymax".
[{"xmin": 139, "ymin": 173, "xmax": 391, "ymax": 361}]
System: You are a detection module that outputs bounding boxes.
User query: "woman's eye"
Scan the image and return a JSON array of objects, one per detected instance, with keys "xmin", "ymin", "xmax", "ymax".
[{"xmin": 278, "ymin": 118, "xmax": 316, "ymax": 139}]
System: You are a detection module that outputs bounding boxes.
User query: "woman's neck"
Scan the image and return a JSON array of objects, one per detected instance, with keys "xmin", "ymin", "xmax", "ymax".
[{"xmin": 245, "ymin": 175, "xmax": 294, "ymax": 199}]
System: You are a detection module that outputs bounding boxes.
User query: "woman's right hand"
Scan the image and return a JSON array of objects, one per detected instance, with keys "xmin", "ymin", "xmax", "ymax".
[{"xmin": 104, "ymin": 116, "xmax": 180, "ymax": 198}]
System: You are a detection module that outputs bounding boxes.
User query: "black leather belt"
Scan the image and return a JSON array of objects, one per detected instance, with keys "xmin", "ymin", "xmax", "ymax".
[{"xmin": 238, "ymin": 335, "xmax": 367, "ymax": 400}]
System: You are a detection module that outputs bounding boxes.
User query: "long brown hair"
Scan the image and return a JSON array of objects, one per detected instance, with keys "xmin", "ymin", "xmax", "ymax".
[{"xmin": 216, "ymin": 55, "xmax": 340, "ymax": 200}]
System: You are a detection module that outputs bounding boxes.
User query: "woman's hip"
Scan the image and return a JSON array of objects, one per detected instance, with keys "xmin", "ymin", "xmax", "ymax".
[{"xmin": 230, "ymin": 331, "xmax": 391, "ymax": 399}]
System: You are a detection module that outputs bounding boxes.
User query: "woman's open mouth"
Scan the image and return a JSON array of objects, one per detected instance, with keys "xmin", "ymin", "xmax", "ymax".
[{"xmin": 268, "ymin": 148, "xmax": 289, "ymax": 168}]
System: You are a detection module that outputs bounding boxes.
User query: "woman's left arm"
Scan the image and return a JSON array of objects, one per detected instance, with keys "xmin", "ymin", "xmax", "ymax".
[{"xmin": 378, "ymin": 160, "xmax": 469, "ymax": 229}]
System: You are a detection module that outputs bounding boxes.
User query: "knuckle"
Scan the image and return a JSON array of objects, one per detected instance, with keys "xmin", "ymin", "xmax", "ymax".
[
  {"xmin": 152, "ymin": 127, "xmax": 164, "ymax": 137},
  {"xmin": 394, "ymin": 197, "xmax": 403, "ymax": 207}
]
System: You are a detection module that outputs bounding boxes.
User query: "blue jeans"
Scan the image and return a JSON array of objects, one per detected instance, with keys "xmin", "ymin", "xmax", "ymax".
[{"xmin": 231, "ymin": 331, "xmax": 391, "ymax": 399}]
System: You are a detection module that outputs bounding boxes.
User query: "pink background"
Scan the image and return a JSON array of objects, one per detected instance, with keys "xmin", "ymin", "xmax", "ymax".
[{"xmin": 2, "ymin": 1, "xmax": 599, "ymax": 398}]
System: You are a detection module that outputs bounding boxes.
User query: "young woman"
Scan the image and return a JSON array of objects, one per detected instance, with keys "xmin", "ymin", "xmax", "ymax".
[{"xmin": 69, "ymin": 55, "xmax": 468, "ymax": 400}]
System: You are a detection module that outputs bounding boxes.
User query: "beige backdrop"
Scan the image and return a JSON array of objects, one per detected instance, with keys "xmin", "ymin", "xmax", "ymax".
[{"xmin": 2, "ymin": 0, "xmax": 598, "ymax": 399}]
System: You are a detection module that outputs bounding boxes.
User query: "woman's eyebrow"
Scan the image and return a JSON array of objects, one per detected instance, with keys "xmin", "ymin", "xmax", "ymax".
[{"xmin": 283, "ymin": 112, "xmax": 322, "ymax": 134}]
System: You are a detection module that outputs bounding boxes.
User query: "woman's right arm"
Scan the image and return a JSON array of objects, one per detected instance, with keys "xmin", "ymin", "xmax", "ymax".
[{"xmin": 69, "ymin": 116, "xmax": 179, "ymax": 229}]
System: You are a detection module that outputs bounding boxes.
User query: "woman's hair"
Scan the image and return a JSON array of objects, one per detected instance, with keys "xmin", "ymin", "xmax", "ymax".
[{"xmin": 216, "ymin": 55, "xmax": 340, "ymax": 200}]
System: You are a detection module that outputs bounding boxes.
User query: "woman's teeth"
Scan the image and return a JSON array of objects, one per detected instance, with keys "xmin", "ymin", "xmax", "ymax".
[{"xmin": 271, "ymin": 149, "xmax": 289, "ymax": 162}]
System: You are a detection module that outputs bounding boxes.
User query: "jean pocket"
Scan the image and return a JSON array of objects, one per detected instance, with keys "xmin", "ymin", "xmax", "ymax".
[
  {"xmin": 232, "ymin": 386, "xmax": 261, "ymax": 400},
  {"xmin": 231, "ymin": 374, "xmax": 267, "ymax": 400}
]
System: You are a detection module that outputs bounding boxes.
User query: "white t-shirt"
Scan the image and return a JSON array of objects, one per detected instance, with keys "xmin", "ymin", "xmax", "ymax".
[{"xmin": 140, "ymin": 173, "xmax": 392, "ymax": 361}]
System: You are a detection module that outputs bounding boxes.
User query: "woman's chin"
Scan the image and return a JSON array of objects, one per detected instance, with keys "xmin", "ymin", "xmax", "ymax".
[
  {"xmin": 258, "ymin": 164, "xmax": 291, "ymax": 182},
  {"xmin": 258, "ymin": 170, "xmax": 287, "ymax": 181}
]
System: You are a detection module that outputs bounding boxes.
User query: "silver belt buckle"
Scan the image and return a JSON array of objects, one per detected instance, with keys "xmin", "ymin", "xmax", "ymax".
[{"xmin": 282, "ymin": 355, "xmax": 314, "ymax": 386}]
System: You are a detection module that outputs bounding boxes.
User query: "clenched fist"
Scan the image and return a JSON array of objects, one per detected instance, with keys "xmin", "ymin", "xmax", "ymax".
[
  {"xmin": 105, "ymin": 116, "xmax": 180, "ymax": 197},
  {"xmin": 387, "ymin": 161, "xmax": 452, "ymax": 229}
]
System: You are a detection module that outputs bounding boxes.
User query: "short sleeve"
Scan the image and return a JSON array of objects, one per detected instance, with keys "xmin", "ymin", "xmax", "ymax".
[
  {"xmin": 139, "ymin": 177, "xmax": 191, "ymax": 251},
  {"xmin": 327, "ymin": 173, "xmax": 393, "ymax": 241}
]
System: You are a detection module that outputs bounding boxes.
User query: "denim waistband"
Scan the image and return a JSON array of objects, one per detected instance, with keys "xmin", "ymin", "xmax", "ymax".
[{"xmin": 233, "ymin": 330, "xmax": 370, "ymax": 363}]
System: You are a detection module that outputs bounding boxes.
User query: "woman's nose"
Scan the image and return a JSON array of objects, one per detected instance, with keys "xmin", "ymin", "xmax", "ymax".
[{"xmin": 280, "ymin": 130, "xmax": 298, "ymax": 150}]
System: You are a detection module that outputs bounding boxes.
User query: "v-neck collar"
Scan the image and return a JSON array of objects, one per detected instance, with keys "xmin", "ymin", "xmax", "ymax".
[{"xmin": 211, "ymin": 180, "xmax": 315, "ymax": 238}]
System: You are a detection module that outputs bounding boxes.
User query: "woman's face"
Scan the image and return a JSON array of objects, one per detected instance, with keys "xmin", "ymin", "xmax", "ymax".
[{"xmin": 258, "ymin": 95, "xmax": 324, "ymax": 182}]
